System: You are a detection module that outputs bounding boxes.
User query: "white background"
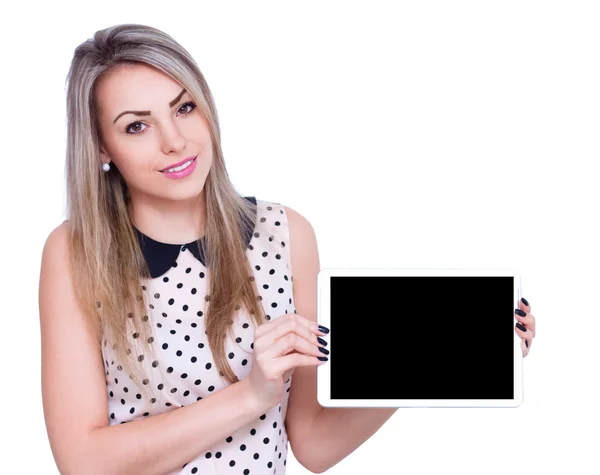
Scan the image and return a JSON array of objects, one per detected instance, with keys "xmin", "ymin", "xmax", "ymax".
[{"xmin": 1, "ymin": 1, "xmax": 598, "ymax": 473}]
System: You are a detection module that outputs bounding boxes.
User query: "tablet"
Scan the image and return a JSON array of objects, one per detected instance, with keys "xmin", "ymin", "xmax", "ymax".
[{"xmin": 316, "ymin": 268, "xmax": 523, "ymax": 408}]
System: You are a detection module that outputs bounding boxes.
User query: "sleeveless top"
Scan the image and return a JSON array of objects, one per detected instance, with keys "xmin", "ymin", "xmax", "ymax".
[{"xmin": 101, "ymin": 197, "xmax": 295, "ymax": 474}]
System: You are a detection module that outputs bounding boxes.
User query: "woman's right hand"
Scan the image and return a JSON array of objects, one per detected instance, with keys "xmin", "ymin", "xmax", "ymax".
[{"xmin": 246, "ymin": 313, "xmax": 329, "ymax": 409}]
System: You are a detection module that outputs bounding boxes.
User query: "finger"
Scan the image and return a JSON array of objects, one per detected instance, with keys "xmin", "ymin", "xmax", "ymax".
[
  {"xmin": 515, "ymin": 321, "xmax": 530, "ymax": 345},
  {"xmin": 255, "ymin": 314, "xmax": 321, "ymax": 352},
  {"xmin": 289, "ymin": 312, "xmax": 328, "ymax": 336},
  {"xmin": 520, "ymin": 337, "xmax": 529, "ymax": 357},
  {"xmin": 266, "ymin": 331, "xmax": 328, "ymax": 361},
  {"xmin": 515, "ymin": 308, "xmax": 536, "ymax": 338},
  {"xmin": 519, "ymin": 297, "xmax": 531, "ymax": 313},
  {"xmin": 255, "ymin": 312, "xmax": 315, "ymax": 339},
  {"xmin": 273, "ymin": 351, "xmax": 327, "ymax": 376}
]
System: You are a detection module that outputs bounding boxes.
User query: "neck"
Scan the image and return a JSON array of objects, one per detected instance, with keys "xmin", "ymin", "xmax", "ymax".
[{"xmin": 127, "ymin": 191, "xmax": 206, "ymax": 245}]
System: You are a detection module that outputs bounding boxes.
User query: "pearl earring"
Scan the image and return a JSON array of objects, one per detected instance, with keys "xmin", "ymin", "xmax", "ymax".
[{"xmin": 102, "ymin": 162, "xmax": 111, "ymax": 172}]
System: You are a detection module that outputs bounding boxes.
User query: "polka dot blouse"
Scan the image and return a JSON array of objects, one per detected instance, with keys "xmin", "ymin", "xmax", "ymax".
[{"xmin": 101, "ymin": 197, "xmax": 295, "ymax": 474}]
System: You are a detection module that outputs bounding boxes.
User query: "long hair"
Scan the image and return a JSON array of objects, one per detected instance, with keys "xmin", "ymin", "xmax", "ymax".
[{"xmin": 65, "ymin": 23, "xmax": 267, "ymax": 401}]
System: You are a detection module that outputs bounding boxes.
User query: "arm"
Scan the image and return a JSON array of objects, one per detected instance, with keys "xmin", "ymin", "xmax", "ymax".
[
  {"xmin": 283, "ymin": 206, "xmax": 399, "ymax": 473},
  {"xmin": 83, "ymin": 379, "xmax": 265, "ymax": 475},
  {"xmin": 40, "ymin": 223, "xmax": 270, "ymax": 475},
  {"xmin": 304, "ymin": 406, "xmax": 398, "ymax": 473}
]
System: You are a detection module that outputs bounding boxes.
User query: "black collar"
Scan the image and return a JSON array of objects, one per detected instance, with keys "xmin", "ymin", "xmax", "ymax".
[{"xmin": 133, "ymin": 196, "xmax": 257, "ymax": 278}]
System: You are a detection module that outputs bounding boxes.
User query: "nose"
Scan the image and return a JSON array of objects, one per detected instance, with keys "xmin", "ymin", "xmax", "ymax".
[{"xmin": 160, "ymin": 121, "xmax": 186, "ymax": 155}]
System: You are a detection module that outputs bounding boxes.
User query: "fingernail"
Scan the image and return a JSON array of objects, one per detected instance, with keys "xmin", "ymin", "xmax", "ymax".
[
  {"xmin": 319, "ymin": 347, "xmax": 330, "ymax": 355},
  {"xmin": 521, "ymin": 297, "xmax": 529, "ymax": 306},
  {"xmin": 525, "ymin": 339, "xmax": 529, "ymax": 348},
  {"xmin": 317, "ymin": 336, "xmax": 328, "ymax": 346},
  {"xmin": 516, "ymin": 322, "xmax": 527, "ymax": 332},
  {"xmin": 515, "ymin": 309, "xmax": 526, "ymax": 317},
  {"xmin": 317, "ymin": 356, "xmax": 329, "ymax": 362},
  {"xmin": 318, "ymin": 325, "xmax": 329, "ymax": 334}
]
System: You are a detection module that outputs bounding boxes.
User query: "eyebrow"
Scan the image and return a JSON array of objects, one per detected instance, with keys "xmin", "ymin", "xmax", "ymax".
[{"xmin": 113, "ymin": 88, "xmax": 187, "ymax": 124}]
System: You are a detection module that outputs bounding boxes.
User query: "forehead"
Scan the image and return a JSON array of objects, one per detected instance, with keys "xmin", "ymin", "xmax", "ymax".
[{"xmin": 96, "ymin": 63, "xmax": 183, "ymax": 114}]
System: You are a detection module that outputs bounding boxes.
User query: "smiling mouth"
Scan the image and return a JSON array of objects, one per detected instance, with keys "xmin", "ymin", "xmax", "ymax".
[{"xmin": 160, "ymin": 156, "xmax": 197, "ymax": 173}]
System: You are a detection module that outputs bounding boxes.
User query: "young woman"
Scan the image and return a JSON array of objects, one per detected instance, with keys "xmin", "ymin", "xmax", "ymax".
[{"xmin": 39, "ymin": 23, "xmax": 537, "ymax": 475}]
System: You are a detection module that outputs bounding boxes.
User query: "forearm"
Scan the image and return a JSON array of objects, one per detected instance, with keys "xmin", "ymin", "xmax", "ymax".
[
  {"xmin": 306, "ymin": 407, "xmax": 398, "ymax": 473},
  {"xmin": 74, "ymin": 379, "xmax": 270, "ymax": 475}
]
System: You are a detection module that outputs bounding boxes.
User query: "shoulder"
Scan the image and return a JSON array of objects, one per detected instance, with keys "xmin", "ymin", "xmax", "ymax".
[
  {"xmin": 283, "ymin": 205, "xmax": 314, "ymax": 237},
  {"xmin": 281, "ymin": 204, "xmax": 320, "ymax": 276},
  {"xmin": 42, "ymin": 220, "xmax": 70, "ymax": 261},
  {"xmin": 255, "ymin": 198, "xmax": 315, "ymax": 239}
]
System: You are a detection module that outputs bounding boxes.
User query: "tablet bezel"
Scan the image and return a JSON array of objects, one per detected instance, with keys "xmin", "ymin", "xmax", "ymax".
[{"xmin": 316, "ymin": 268, "xmax": 523, "ymax": 408}]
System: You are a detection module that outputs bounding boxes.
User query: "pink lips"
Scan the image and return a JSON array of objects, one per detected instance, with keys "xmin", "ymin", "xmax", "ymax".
[
  {"xmin": 161, "ymin": 156, "xmax": 197, "ymax": 179},
  {"xmin": 160, "ymin": 156, "xmax": 197, "ymax": 172}
]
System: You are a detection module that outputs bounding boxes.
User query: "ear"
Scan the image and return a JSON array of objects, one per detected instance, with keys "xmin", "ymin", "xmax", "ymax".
[{"xmin": 99, "ymin": 146, "xmax": 111, "ymax": 163}]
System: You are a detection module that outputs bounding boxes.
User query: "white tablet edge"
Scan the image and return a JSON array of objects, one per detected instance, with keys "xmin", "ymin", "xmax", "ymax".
[{"xmin": 316, "ymin": 268, "xmax": 523, "ymax": 408}]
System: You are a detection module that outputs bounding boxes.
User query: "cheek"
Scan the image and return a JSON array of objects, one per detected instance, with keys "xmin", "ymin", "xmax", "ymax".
[
  {"xmin": 115, "ymin": 154, "xmax": 158, "ymax": 185},
  {"xmin": 116, "ymin": 138, "xmax": 157, "ymax": 166}
]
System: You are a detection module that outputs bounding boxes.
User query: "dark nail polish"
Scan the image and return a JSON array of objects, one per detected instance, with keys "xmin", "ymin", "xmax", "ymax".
[
  {"xmin": 521, "ymin": 297, "xmax": 529, "ymax": 306},
  {"xmin": 319, "ymin": 347, "xmax": 330, "ymax": 355},
  {"xmin": 318, "ymin": 325, "xmax": 329, "ymax": 334},
  {"xmin": 317, "ymin": 337, "xmax": 328, "ymax": 346},
  {"xmin": 516, "ymin": 322, "xmax": 527, "ymax": 332},
  {"xmin": 317, "ymin": 356, "xmax": 328, "ymax": 361},
  {"xmin": 515, "ymin": 309, "xmax": 526, "ymax": 317},
  {"xmin": 525, "ymin": 339, "xmax": 529, "ymax": 348}
]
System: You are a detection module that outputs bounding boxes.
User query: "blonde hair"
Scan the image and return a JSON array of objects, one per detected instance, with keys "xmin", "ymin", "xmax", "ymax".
[{"xmin": 64, "ymin": 23, "xmax": 267, "ymax": 401}]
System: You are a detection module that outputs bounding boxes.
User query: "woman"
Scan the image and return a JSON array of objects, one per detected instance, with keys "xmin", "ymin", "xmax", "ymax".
[{"xmin": 39, "ymin": 23, "xmax": 537, "ymax": 474}]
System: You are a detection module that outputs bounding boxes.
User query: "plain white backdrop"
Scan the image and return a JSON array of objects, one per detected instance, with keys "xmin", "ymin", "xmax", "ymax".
[{"xmin": 1, "ymin": 0, "xmax": 598, "ymax": 473}]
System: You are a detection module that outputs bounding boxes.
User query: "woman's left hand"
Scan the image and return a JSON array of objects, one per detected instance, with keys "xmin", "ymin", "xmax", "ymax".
[{"xmin": 515, "ymin": 297, "xmax": 536, "ymax": 357}]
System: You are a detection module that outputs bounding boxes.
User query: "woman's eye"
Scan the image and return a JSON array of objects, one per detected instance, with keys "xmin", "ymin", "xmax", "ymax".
[
  {"xmin": 125, "ymin": 101, "xmax": 197, "ymax": 135},
  {"xmin": 125, "ymin": 121, "xmax": 146, "ymax": 135},
  {"xmin": 178, "ymin": 101, "xmax": 197, "ymax": 115}
]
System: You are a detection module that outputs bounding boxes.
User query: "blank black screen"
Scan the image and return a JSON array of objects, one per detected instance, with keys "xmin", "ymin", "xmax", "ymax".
[{"xmin": 329, "ymin": 276, "xmax": 515, "ymax": 400}]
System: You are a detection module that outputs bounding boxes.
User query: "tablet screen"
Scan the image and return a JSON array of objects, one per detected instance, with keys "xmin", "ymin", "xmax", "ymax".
[{"xmin": 328, "ymin": 275, "xmax": 517, "ymax": 401}]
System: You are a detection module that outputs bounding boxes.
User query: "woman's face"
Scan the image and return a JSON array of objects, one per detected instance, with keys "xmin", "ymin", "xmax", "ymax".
[{"xmin": 95, "ymin": 63, "xmax": 212, "ymax": 204}]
